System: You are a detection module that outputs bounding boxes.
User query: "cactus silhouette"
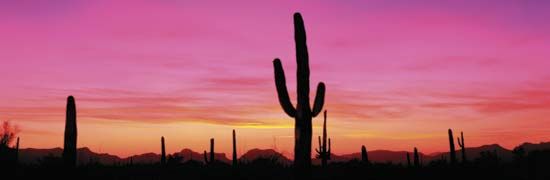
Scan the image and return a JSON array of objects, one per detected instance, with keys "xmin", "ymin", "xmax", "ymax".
[
  {"xmin": 161, "ymin": 136, "xmax": 166, "ymax": 165},
  {"xmin": 204, "ymin": 138, "xmax": 215, "ymax": 164},
  {"xmin": 361, "ymin": 145, "xmax": 370, "ymax": 164},
  {"xmin": 406, "ymin": 152, "xmax": 411, "ymax": 167},
  {"xmin": 272, "ymin": 12, "xmax": 326, "ymax": 172},
  {"xmin": 457, "ymin": 131, "xmax": 466, "ymax": 163},
  {"xmin": 15, "ymin": 137, "xmax": 19, "ymax": 163},
  {"xmin": 448, "ymin": 129, "xmax": 457, "ymax": 165},
  {"xmin": 413, "ymin": 147, "xmax": 420, "ymax": 168},
  {"xmin": 315, "ymin": 110, "xmax": 330, "ymax": 167},
  {"xmin": 63, "ymin": 96, "xmax": 77, "ymax": 168},
  {"xmin": 203, "ymin": 151, "xmax": 208, "ymax": 164},
  {"xmin": 232, "ymin": 129, "xmax": 237, "ymax": 166}
]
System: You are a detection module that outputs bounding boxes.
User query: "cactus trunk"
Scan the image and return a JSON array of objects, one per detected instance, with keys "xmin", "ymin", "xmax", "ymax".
[
  {"xmin": 448, "ymin": 129, "xmax": 457, "ymax": 165},
  {"xmin": 413, "ymin": 147, "xmax": 420, "ymax": 168},
  {"xmin": 15, "ymin": 137, "xmax": 19, "ymax": 165},
  {"xmin": 406, "ymin": 152, "xmax": 411, "ymax": 167},
  {"xmin": 361, "ymin": 145, "xmax": 369, "ymax": 164},
  {"xmin": 63, "ymin": 96, "xmax": 77, "ymax": 168},
  {"xmin": 203, "ymin": 151, "xmax": 208, "ymax": 164},
  {"xmin": 161, "ymin": 136, "xmax": 166, "ymax": 165},
  {"xmin": 273, "ymin": 13, "xmax": 326, "ymax": 175},
  {"xmin": 457, "ymin": 131, "xmax": 466, "ymax": 163},
  {"xmin": 232, "ymin": 130, "xmax": 237, "ymax": 166},
  {"xmin": 201, "ymin": 139, "xmax": 214, "ymax": 165},
  {"xmin": 210, "ymin": 138, "xmax": 214, "ymax": 163}
]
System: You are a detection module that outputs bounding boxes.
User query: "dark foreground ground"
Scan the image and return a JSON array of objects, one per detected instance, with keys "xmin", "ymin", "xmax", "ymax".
[{"xmin": 6, "ymin": 157, "xmax": 550, "ymax": 180}]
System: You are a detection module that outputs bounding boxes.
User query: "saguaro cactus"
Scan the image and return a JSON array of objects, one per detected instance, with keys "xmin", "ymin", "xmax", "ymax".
[
  {"xmin": 161, "ymin": 136, "xmax": 166, "ymax": 165},
  {"xmin": 361, "ymin": 145, "xmax": 370, "ymax": 164},
  {"xmin": 315, "ymin": 110, "xmax": 330, "ymax": 167},
  {"xmin": 273, "ymin": 12, "xmax": 326, "ymax": 171},
  {"xmin": 15, "ymin": 137, "xmax": 19, "ymax": 164},
  {"xmin": 413, "ymin": 147, "xmax": 420, "ymax": 167},
  {"xmin": 203, "ymin": 151, "xmax": 209, "ymax": 164},
  {"xmin": 457, "ymin": 131, "xmax": 466, "ymax": 162},
  {"xmin": 406, "ymin": 152, "xmax": 411, "ymax": 167},
  {"xmin": 204, "ymin": 138, "xmax": 215, "ymax": 164},
  {"xmin": 63, "ymin": 96, "xmax": 77, "ymax": 168},
  {"xmin": 448, "ymin": 129, "xmax": 457, "ymax": 165},
  {"xmin": 232, "ymin": 130, "xmax": 237, "ymax": 166}
]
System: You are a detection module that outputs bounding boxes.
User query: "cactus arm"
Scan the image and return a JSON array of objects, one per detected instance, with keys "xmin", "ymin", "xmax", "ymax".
[
  {"xmin": 311, "ymin": 83, "xmax": 326, "ymax": 117},
  {"xmin": 316, "ymin": 136, "xmax": 321, "ymax": 154},
  {"xmin": 273, "ymin": 59, "xmax": 296, "ymax": 117},
  {"xmin": 457, "ymin": 137, "xmax": 463, "ymax": 147}
]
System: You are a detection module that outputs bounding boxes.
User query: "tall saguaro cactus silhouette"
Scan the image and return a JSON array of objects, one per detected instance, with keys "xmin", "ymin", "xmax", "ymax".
[
  {"xmin": 457, "ymin": 131, "xmax": 466, "ymax": 162},
  {"xmin": 448, "ymin": 129, "xmax": 457, "ymax": 165},
  {"xmin": 63, "ymin": 96, "xmax": 77, "ymax": 168},
  {"xmin": 315, "ymin": 110, "xmax": 330, "ymax": 167},
  {"xmin": 232, "ymin": 130, "xmax": 237, "ymax": 166},
  {"xmin": 272, "ymin": 12, "xmax": 326, "ymax": 171},
  {"xmin": 161, "ymin": 136, "xmax": 166, "ymax": 165}
]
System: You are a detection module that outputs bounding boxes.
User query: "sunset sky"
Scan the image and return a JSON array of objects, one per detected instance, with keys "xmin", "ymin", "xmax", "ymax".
[{"xmin": 1, "ymin": 0, "xmax": 549, "ymax": 158}]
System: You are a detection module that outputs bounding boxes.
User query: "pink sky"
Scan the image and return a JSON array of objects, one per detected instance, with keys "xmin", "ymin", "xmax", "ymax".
[{"xmin": 1, "ymin": 0, "xmax": 549, "ymax": 158}]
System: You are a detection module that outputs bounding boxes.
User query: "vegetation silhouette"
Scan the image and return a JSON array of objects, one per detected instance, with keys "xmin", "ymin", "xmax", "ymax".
[
  {"xmin": 204, "ymin": 138, "xmax": 215, "ymax": 165},
  {"xmin": 361, "ymin": 145, "xmax": 370, "ymax": 165},
  {"xmin": 315, "ymin": 110, "xmax": 330, "ymax": 168},
  {"xmin": 457, "ymin": 131, "xmax": 467, "ymax": 163},
  {"xmin": 272, "ymin": 12, "xmax": 325, "ymax": 177},
  {"xmin": 63, "ymin": 96, "xmax": 77, "ymax": 168},
  {"xmin": 232, "ymin": 129, "xmax": 238, "ymax": 167},
  {"xmin": 448, "ymin": 129, "xmax": 457, "ymax": 165},
  {"xmin": 161, "ymin": 136, "xmax": 166, "ymax": 166}
]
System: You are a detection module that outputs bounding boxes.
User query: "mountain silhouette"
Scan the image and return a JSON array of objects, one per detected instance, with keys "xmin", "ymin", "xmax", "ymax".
[
  {"xmin": 239, "ymin": 148, "xmax": 292, "ymax": 165},
  {"xmin": 330, "ymin": 150, "xmax": 427, "ymax": 164},
  {"xmin": 431, "ymin": 144, "xmax": 514, "ymax": 162},
  {"xmin": 16, "ymin": 142, "xmax": 550, "ymax": 165}
]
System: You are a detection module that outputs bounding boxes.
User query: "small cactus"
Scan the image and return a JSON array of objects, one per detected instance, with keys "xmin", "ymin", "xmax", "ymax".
[
  {"xmin": 161, "ymin": 136, "xmax": 166, "ymax": 165},
  {"xmin": 413, "ymin": 147, "xmax": 420, "ymax": 168},
  {"xmin": 232, "ymin": 130, "xmax": 237, "ymax": 166},
  {"xmin": 315, "ymin": 110, "xmax": 330, "ymax": 167},
  {"xmin": 204, "ymin": 138, "xmax": 215, "ymax": 164},
  {"xmin": 448, "ymin": 129, "xmax": 457, "ymax": 165},
  {"xmin": 361, "ymin": 145, "xmax": 370, "ymax": 164},
  {"xmin": 457, "ymin": 131, "xmax": 466, "ymax": 162},
  {"xmin": 203, "ymin": 151, "xmax": 208, "ymax": 164},
  {"xmin": 406, "ymin": 152, "xmax": 411, "ymax": 167},
  {"xmin": 63, "ymin": 96, "xmax": 77, "ymax": 168},
  {"xmin": 15, "ymin": 137, "xmax": 19, "ymax": 164}
]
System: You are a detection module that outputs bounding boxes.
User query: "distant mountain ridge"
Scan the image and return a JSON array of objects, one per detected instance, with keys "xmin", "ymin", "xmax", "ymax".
[{"xmin": 17, "ymin": 141, "xmax": 550, "ymax": 165}]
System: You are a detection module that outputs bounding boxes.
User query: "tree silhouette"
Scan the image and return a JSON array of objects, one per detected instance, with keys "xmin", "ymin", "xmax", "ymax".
[{"xmin": 0, "ymin": 121, "xmax": 18, "ymax": 147}]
